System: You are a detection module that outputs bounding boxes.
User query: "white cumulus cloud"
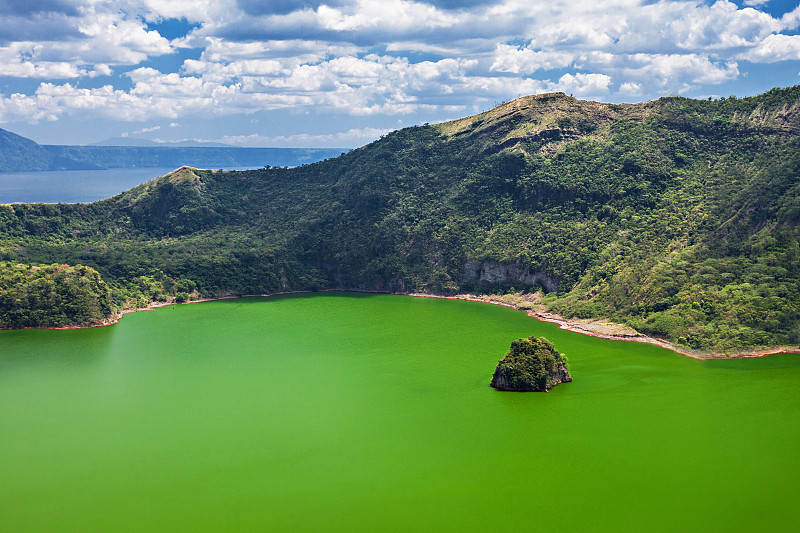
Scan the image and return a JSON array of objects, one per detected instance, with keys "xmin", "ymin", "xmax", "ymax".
[
  {"xmin": 490, "ymin": 45, "xmax": 575, "ymax": 74},
  {"xmin": 218, "ymin": 126, "xmax": 392, "ymax": 147},
  {"xmin": 133, "ymin": 125, "xmax": 160, "ymax": 133},
  {"xmin": 1, "ymin": 0, "xmax": 800, "ymax": 141},
  {"xmin": 741, "ymin": 33, "xmax": 800, "ymax": 62},
  {"xmin": 555, "ymin": 72, "xmax": 612, "ymax": 97}
]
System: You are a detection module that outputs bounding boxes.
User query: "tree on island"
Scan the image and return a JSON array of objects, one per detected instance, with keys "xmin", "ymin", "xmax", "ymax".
[{"xmin": 490, "ymin": 336, "xmax": 571, "ymax": 392}]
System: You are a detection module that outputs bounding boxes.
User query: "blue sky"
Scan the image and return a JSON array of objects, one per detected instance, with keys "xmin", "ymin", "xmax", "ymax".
[{"xmin": 0, "ymin": 0, "xmax": 799, "ymax": 147}]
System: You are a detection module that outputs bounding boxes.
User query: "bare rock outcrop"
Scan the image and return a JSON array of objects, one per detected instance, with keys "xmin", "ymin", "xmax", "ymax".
[{"xmin": 463, "ymin": 260, "xmax": 558, "ymax": 292}]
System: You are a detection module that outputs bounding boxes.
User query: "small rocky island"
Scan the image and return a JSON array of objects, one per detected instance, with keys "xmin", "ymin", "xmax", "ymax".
[{"xmin": 490, "ymin": 336, "xmax": 572, "ymax": 392}]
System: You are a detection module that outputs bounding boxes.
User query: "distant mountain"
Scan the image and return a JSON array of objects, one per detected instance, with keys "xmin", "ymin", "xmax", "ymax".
[
  {"xmin": 0, "ymin": 127, "xmax": 346, "ymax": 172},
  {"xmin": 0, "ymin": 128, "xmax": 99, "ymax": 171},
  {"xmin": 0, "ymin": 128, "xmax": 52, "ymax": 171},
  {"xmin": 43, "ymin": 145, "xmax": 346, "ymax": 169},
  {"xmin": 165, "ymin": 140, "xmax": 233, "ymax": 148},
  {"xmin": 91, "ymin": 137, "xmax": 233, "ymax": 148},
  {"xmin": 90, "ymin": 137, "xmax": 163, "ymax": 147}
]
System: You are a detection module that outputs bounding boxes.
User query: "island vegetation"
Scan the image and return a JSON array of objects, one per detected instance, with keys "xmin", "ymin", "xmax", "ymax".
[
  {"xmin": 0, "ymin": 86, "xmax": 799, "ymax": 354},
  {"xmin": 491, "ymin": 336, "xmax": 571, "ymax": 391}
]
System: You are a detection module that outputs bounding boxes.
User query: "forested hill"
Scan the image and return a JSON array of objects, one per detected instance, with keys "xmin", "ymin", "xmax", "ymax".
[{"xmin": 1, "ymin": 86, "xmax": 799, "ymax": 353}]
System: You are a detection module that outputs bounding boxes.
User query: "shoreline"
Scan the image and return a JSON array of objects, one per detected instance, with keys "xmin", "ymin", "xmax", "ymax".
[
  {"xmin": 417, "ymin": 292, "xmax": 800, "ymax": 360},
  {"xmin": 38, "ymin": 289, "xmax": 800, "ymax": 360}
]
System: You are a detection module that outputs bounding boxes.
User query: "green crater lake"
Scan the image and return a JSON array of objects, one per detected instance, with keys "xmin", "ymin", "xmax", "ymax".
[{"xmin": 2, "ymin": 292, "xmax": 799, "ymax": 531}]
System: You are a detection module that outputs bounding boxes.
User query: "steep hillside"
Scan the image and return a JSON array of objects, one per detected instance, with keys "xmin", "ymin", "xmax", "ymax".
[
  {"xmin": 0, "ymin": 128, "xmax": 59, "ymax": 171},
  {"xmin": 1, "ymin": 87, "xmax": 799, "ymax": 353}
]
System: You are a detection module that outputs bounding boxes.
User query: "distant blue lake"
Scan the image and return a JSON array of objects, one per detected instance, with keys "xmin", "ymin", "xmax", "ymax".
[{"xmin": 0, "ymin": 166, "xmax": 256, "ymax": 204}]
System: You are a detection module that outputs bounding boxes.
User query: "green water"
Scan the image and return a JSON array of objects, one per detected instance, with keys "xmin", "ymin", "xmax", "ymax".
[{"xmin": 1, "ymin": 293, "xmax": 799, "ymax": 532}]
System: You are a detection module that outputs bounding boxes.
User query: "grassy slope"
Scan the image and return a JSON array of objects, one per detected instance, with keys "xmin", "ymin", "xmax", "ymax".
[{"xmin": 1, "ymin": 87, "xmax": 799, "ymax": 352}]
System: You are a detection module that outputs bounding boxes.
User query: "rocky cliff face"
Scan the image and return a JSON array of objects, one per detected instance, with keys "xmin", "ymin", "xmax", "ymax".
[
  {"xmin": 464, "ymin": 260, "xmax": 559, "ymax": 292},
  {"xmin": 490, "ymin": 364, "xmax": 571, "ymax": 392}
]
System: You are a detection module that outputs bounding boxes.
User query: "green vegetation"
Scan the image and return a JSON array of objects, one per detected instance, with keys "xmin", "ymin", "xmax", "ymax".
[
  {"xmin": 490, "ymin": 336, "xmax": 571, "ymax": 391},
  {"xmin": 0, "ymin": 262, "xmax": 112, "ymax": 328},
  {"xmin": 0, "ymin": 86, "xmax": 799, "ymax": 353}
]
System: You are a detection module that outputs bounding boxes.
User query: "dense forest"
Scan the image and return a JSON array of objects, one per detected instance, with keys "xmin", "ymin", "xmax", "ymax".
[
  {"xmin": 1, "ymin": 86, "xmax": 798, "ymax": 353},
  {"xmin": 0, "ymin": 262, "xmax": 111, "ymax": 329}
]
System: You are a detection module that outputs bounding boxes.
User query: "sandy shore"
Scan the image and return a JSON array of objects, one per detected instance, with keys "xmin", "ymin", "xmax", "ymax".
[
  {"xmin": 52, "ymin": 289, "xmax": 800, "ymax": 360},
  {"xmin": 408, "ymin": 292, "xmax": 800, "ymax": 360}
]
